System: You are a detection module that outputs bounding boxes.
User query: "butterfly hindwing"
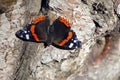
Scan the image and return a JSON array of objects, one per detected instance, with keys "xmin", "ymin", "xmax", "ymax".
[
  {"xmin": 15, "ymin": 16, "xmax": 50, "ymax": 43},
  {"xmin": 52, "ymin": 30, "xmax": 82, "ymax": 50}
]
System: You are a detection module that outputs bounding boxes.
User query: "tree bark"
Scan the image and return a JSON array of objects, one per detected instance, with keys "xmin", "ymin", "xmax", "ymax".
[{"xmin": 0, "ymin": 0, "xmax": 120, "ymax": 80}]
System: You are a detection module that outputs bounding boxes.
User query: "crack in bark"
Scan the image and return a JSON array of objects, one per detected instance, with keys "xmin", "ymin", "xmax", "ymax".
[{"xmin": 13, "ymin": 43, "xmax": 28, "ymax": 80}]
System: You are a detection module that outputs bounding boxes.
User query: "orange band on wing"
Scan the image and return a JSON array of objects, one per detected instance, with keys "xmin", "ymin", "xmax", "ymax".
[
  {"xmin": 58, "ymin": 17, "xmax": 70, "ymax": 27},
  {"xmin": 59, "ymin": 31, "xmax": 73, "ymax": 46},
  {"xmin": 32, "ymin": 16, "xmax": 46, "ymax": 24},
  {"xmin": 30, "ymin": 25, "xmax": 40, "ymax": 41}
]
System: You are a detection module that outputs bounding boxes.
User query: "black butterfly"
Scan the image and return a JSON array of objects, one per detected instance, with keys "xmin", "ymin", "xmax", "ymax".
[{"xmin": 15, "ymin": 16, "xmax": 82, "ymax": 50}]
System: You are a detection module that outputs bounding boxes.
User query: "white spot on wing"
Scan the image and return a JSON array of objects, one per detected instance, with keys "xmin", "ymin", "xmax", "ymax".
[
  {"xmin": 26, "ymin": 34, "xmax": 29, "ymax": 40},
  {"xmin": 76, "ymin": 46, "xmax": 78, "ymax": 48},
  {"xmin": 69, "ymin": 43, "xmax": 74, "ymax": 48},
  {"xmin": 24, "ymin": 31, "xmax": 27, "ymax": 33},
  {"xmin": 20, "ymin": 35, "xmax": 23, "ymax": 38},
  {"xmin": 74, "ymin": 40, "xmax": 77, "ymax": 43}
]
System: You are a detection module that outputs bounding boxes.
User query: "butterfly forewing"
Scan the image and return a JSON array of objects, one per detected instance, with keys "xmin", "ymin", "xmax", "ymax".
[{"xmin": 15, "ymin": 16, "xmax": 50, "ymax": 43}]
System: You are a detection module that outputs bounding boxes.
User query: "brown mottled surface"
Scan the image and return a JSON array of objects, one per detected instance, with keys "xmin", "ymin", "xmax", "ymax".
[
  {"xmin": 0, "ymin": 0, "xmax": 120, "ymax": 80},
  {"xmin": 0, "ymin": 0, "xmax": 17, "ymax": 7},
  {"xmin": 0, "ymin": 0, "xmax": 17, "ymax": 14}
]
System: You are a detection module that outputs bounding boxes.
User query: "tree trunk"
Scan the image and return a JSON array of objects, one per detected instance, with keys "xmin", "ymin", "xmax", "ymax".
[{"xmin": 0, "ymin": 0, "xmax": 120, "ymax": 80}]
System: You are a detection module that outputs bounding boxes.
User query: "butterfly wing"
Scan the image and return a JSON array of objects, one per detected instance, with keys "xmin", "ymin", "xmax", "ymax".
[
  {"xmin": 15, "ymin": 16, "xmax": 50, "ymax": 43},
  {"xmin": 50, "ymin": 17, "xmax": 82, "ymax": 50},
  {"xmin": 15, "ymin": 24, "xmax": 37, "ymax": 42},
  {"xmin": 52, "ymin": 30, "xmax": 82, "ymax": 50},
  {"xmin": 48, "ymin": 16, "xmax": 71, "ymax": 43}
]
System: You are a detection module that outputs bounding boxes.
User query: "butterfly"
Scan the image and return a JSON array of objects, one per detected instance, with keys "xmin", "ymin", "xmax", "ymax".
[{"xmin": 15, "ymin": 16, "xmax": 82, "ymax": 50}]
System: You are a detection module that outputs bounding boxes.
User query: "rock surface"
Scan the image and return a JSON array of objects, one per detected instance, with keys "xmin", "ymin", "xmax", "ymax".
[{"xmin": 0, "ymin": 0, "xmax": 120, "ymax": 80}]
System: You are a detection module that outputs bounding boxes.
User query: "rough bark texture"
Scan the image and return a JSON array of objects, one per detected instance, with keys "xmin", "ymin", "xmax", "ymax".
[{"xmin": 0, "ymin": 0, "xmax": 120, "ymax": 80}]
